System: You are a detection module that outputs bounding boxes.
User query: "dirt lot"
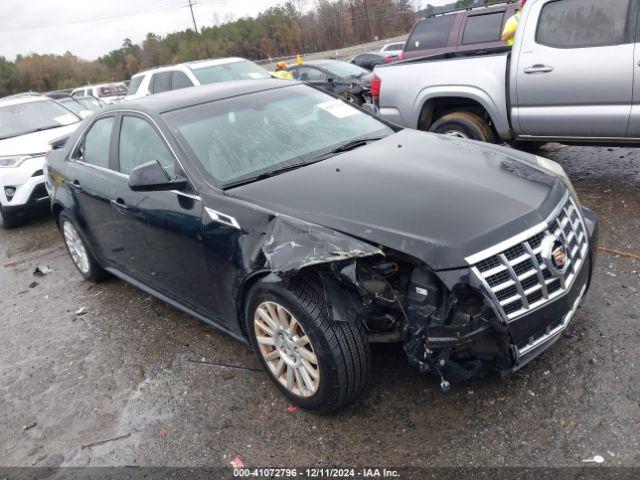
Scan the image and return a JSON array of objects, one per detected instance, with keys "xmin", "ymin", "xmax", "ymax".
[{"xmin": 1, "ymin": 143, "xmax": 639, "ymax": 471}]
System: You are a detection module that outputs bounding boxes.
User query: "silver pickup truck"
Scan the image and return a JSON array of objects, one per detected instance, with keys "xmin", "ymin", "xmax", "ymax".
[{"xmin": 374, "ymin": 0, "xmax": 637, "ymax": 147}]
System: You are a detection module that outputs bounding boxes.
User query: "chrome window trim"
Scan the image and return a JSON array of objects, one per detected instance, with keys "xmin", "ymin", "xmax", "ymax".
[{"xmin": 66, "ymin": 109, "xmax": 198, "ymax": 194}]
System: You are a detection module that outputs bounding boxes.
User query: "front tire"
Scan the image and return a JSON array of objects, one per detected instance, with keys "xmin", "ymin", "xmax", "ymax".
[
  {"xmin": 430, "ymin": 111, "xmax": 496, "ymax": 143},
  {"xmin": 246, "ymin": 274, "xmax": 371, "ymax": 414},
  {"xmin": 59, "ymin": 213, "xmax": 108, "ymax": 282}
]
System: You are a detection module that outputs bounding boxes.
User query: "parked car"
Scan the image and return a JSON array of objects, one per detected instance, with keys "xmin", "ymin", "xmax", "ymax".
[
  {"xmin": 287, "ymin": 60, "xmax": 372, "ymax": 105},
  {"xmin": 0, "ymin": 93, "xmax": 81, "ymax": 228},
  {"xmin": 400, "ymin": 2, "xmax": 516, "ymax": 60},
  {"xmin": 73, "ymin": 95, "xmax": 106, "ymax": 112},
  {"xmin": 45, "ymin": 93, "xmax": 94, "ymax": 118},
  {"xmin": 125, "ymin": 58, "xmax": 272, "ymax": 100},
  {"xmin": 47, "ymin": 79, "xmax": 597, "ymax": 412},
  {"xmin": 71, "ymin": 83, "xmax": 128, "ymax": 104},
  {"xmin": 351, "ymin": 52, "xmax": 395, "ymax": 71},
  {"xmin": 379, "ymin": 41, "xmax": 405, "ymax": 58},
  {"xmin": 375, "ymin": 0, "xmax": 636, "ymax": 148}
]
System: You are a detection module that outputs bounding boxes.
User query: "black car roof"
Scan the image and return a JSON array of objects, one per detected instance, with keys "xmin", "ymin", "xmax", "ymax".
[{"xmin": 106, "ymin": 79, "xmax": 296, "ymax": 115}]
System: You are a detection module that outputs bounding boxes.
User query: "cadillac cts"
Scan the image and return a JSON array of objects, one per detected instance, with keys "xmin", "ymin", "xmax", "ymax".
[{"xmin": 46, "ymin": 80, "xmax": 598, "ymax": 413}]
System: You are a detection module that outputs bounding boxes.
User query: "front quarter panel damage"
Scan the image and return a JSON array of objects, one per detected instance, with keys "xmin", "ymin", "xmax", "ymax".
[{"xmin": 261, "ymin": 214, "xmax": 384, "ymax": 276}]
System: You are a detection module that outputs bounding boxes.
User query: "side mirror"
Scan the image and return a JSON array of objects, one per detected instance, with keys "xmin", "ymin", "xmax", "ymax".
[
  {"xmin": 129, "ymin": 160, "xmax": 187, "ymax": 192},
  {"xmin": 78, "ymin": 110, "xmax": 93, "ymax": 119}
]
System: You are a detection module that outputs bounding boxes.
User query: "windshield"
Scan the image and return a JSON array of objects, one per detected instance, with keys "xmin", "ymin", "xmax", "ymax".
[
  {"xmin": 318, "ymin": 62, "xmax": 368, "ymax": 78},
  {"xmin": 0, "ymin": 99, "xmax": 79, "ymax": 140},
  {"xmin": 163, "ymin": 84, "xmax": 392, "ymax": 186},
  {"xmin": 76, "ymin": 97, "xmax": 102, "ymax": 111},
  {"xmin": 56, "ymin": 98, "xmax": 85, "ymax": 115},
  {"xmin": 191, "ymin": 60, "xmax": 271, "ymax": 85}
]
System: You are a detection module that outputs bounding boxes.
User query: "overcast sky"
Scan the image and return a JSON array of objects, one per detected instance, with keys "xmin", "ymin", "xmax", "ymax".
[{"xmin": 0, "ymin": 0, "xmax": 451, "ymax": 61}]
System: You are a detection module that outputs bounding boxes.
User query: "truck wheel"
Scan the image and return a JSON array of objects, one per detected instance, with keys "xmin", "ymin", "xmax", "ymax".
[
  {"xmin": 430, "ymin": 112, "xmax": 496, "ymax": 143},
  {"xmin": 0, "ymin": 204, "xmax": 19, "ymax": 230},
  {"xmin": 59, "ymin": 213, "xmax": 108, "ymax": 282},
  {"xmin": 246, "ymin": 274, "xmax": 371, "ymax": 414}
]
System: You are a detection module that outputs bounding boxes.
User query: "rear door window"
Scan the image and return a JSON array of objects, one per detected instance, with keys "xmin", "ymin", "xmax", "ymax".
[
  {"xmin": 405, "ymin": 15, "xmax": 455, "ymax": 51},
  {"xmin": 151, "ymin": 72, "xmax": 172, "ymax": 94},
  {"xmin": 171, "ymin": 71, "xmax": 193, "ymax": 90},
  {"xmin": 75, "ymin": 117, "xmax": 114, "ymax": 169},
  {"xmin": 462, "ymin": 12, "xmax": 505, "ymax": 44},
  {"xmin": 127, "ymin": 76, "xmax": 144, "ymax": 96},
  {"xmin": 537, "ymin": 0, "xmax": 631, "ymax": 48}
]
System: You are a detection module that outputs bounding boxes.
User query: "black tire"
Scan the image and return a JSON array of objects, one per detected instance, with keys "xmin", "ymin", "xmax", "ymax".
[
  {"xmin": 0, "ymin": 204, "xmax": 19, "ymax": 230},
  {"xmin": 246, "ymin": 274, "xmax": 371, "ymax": 414},
  {"xmin": 59, "ymin": 213, "xmax": 108, "ymax": 282},
  {"xmin": 430, "ymin": 111, "xmax": 496, "ymax": 143}
]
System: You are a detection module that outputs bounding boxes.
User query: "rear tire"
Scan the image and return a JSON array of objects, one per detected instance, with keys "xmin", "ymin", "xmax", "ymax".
[
  {"xmin": 246, "ymin": 274, "xmax": 371, "ymax": 414},
  {"xmin": 59, "ymin": 213, "xmax": 108, "ymax": 282},
  {"xmin": 0, "ymin": 205, "xmax": 19, "ymax": 230},
  {"xmin": 430, "ymin": 111, "xmax": 496, "ymax": 143}
]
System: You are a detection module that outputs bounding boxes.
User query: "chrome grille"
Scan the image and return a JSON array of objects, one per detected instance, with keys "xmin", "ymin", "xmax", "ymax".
[{"xmin": 468, "ymin": 193, "xmax": 589, "ymax": 322}]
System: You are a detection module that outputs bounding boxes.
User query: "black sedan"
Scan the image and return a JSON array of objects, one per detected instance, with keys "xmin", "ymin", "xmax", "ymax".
[
  {"xmin": 351, "ymin": 52, "xmax": 395, "ymax": 71},
  {"xmin": 287, "ymin": 60, "xmax": 372, "ymax": 105},
  {"xmin": 46, "ymin": 80, "xmax": 597, "ymax": 413}
]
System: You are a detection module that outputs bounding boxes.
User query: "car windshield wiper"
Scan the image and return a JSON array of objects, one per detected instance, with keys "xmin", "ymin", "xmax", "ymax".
[
  {"xmin": 315, "ymin": 136, "xmax": 385, "ymax": 159},
  {"xmin": 1, "ymin": 125, "xmax": 66, "ymax": 139},
  {"xmin": 223, "ymin": 160, "xmax": 321, "ymax": 189}
]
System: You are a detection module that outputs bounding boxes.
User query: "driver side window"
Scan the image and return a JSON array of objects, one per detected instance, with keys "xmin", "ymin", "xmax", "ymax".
[
  {"xmin": 297, "ymin": 67, "xmax": 327, "ymax": 82},
  {"xmin": 118, "ymin": 116, "xmax": 175, "ymax": 177},
  {"xmin": 74, "ymin": 116, "xmax": 114, "ymax": 169}
]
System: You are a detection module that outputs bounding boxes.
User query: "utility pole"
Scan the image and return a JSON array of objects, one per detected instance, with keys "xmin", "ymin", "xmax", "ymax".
[
  {"xmin": 187, "ymin": 0, "xmax": 206, "ymax": 59},
  {"xmin": 188, "ymin": 0, "xmax": 199, "ymax": 34}
]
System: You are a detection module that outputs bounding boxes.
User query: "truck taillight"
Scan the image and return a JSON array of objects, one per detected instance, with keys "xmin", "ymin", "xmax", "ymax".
[
  {"xmin": 371, "ymin": 74, "xmax": 381, "ymax": 108},
  {"xmin": 399, "ymin": 51, "xmax": 406, "ymax": 61}
]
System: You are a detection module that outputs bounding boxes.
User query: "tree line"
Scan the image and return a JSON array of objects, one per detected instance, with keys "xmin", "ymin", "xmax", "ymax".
[{"xmin": 0, "ymin": 0, "xmax": 418, "ymax": 96}]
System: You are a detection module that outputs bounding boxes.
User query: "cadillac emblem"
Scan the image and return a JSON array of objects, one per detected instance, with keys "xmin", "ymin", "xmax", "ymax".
[{"xmin": 541, "ymin": 234, "xmax": 569, "ymax": 276}]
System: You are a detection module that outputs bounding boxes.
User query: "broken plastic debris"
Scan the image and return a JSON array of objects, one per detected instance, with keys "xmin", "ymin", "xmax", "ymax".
[
  {"xmin": 582, "ymin": 455, "xmax": 604, "ymax": 464},
  {"xmin": 75, "ymin": 307, "xmax": 87, "ymax": 316},
  {"xmin": 230, "ymin": 457, "xmax": 244, "ymax": 468},
  {"xmin": 23, "ymin": 422, "xmax": 37, "ymax": 431},
  {"xmin": 287, "ymin": 406, "xmax": 298, "ymax": 413},
  {"xmin": 3, "ymin": 261, "xmax": 17, "ymax": 267},
  {"xmin": 29, "ymin": 282, "xmax": 38, "ymax": 289},
  {"xmin": 33, "ymin": 265, "xmax": 52, "ymax": 276}
]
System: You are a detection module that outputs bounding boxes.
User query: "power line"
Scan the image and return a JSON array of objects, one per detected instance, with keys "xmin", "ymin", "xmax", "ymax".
[{"xmin": 0, "ymin": 1, "xmax": 188, "ymax": 33}]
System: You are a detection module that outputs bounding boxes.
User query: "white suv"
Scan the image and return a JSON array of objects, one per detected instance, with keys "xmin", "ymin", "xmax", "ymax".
[
  {"xmin": 0, "ymin": 94, "xmax": 81, "ymax": 229},
  {"xmin": 71, "ymin": 82, "xmax": 128, "ymax": 104},
  {"xmin": 125, "ymin": 57, "xmax": 271, "ymax": 100}
]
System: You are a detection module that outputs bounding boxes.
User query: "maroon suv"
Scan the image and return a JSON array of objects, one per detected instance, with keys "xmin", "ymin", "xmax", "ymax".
[{"xmin": 401, "ymin": 2, "xmax": 517, "ymax": 60}]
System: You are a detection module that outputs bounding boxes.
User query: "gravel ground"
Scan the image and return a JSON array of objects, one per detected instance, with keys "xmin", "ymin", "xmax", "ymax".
[{"xmin": 0, "ymin": 143, "xmax": 639, "ymax": 472}]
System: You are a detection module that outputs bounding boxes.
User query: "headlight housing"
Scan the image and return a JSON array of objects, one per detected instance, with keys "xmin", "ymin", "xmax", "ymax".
[
  {"xmin": 535, "ymin": 155, "xmax": 578, "ymax": 199},
  {"xmin": 0, "ymin": 155, "xmax": 32, "ymax": 168}
]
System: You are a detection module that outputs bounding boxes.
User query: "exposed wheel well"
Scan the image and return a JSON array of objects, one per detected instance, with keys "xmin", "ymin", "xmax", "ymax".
[
  {"xmin": 52, "ymin": 203, "xmax": 64, "ymax": 226},
  {"xmin": 418, "ymin": 97, "xmax": 497, "ymax": 136}
]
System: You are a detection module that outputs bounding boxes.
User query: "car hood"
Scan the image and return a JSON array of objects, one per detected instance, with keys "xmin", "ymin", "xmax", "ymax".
[
  {"xmin": 229, "ymin": 130, "xmax": 567, "ymax": 270},
  {"xmin": 0, "ymin": 123, "xmax": 80, "ymax": 156}
]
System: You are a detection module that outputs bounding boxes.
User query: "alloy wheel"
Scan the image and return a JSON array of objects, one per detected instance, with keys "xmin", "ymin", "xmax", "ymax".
[
  {"xmin": 254, "ymin": 301, "xmax": 320, "ymax": 397},
  {"xmin": 63, "ymin": 220, "xmax": 90, "ymax": 275}
]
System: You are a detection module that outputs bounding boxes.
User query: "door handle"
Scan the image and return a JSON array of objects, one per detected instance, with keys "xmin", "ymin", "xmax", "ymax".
[
  {"xmin": 69, "ymin": 180, "xmax": 83, "ymax": 191},
  {"xmin": 524, "ymin": 65, "xmax": 554, "ymax": 74},
  {"xmin": 110, "ymin": 198, "xmax": 129, "ymax": 213}
]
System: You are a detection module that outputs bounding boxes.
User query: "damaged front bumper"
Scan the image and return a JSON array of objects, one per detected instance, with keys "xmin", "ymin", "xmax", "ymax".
[{"xmin": 403, "ymin": 203, "xmax": 598, "ymax": 388}]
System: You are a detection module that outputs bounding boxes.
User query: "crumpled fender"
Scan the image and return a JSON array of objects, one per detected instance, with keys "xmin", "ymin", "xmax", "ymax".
[{"xmin": 262, "ymin": 214, "xmax": 384, "ymax": 276}]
